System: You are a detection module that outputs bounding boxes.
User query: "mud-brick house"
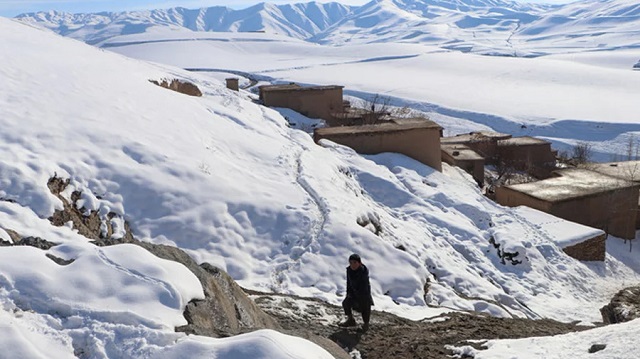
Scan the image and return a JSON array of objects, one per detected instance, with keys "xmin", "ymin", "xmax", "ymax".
[
  {"xmin": 259, "ymin": 84, "xmax": 345, "ymax": 123},
  {"xmin": 588, "ymin": 160, "xmax": 640, "ymax": 229},
  {"xmin": 441, "ymin": 131, "xmax": 512, "ymax": 162},
  {"xmin": 314, "ymin": 118, "xmax": 443, "ymax": 171},
  {"xmin": 496, "ymin": 168, "xmax": 640, "ymax": 239},
  {"xmin": 496, "ymin": 136, "xmax": 556, "ymax": 172},
  {"xmin": 441, "ymin": 144, "xmax": 485, "ymax": 185}
]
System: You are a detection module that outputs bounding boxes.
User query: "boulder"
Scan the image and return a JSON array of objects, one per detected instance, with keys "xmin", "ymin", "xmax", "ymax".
[
  {"xmin": 132, "ymin": 241, "xmax": 280, "ymax": 337},
  {"xmin": 600, "ymin": 286, "xmax": 640, "ymax": 324},
  {"xmin": 150, "ymin": 79, "xmax": 202, "ymax": 97}
]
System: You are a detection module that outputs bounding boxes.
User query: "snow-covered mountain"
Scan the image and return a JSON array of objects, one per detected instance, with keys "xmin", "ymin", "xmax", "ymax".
[
  {"xmin": 15, "ymin": 0, "xmax": 640, "ymax": 56},
  {"xmin": 311, "ymin": 0, "xmax": 640, "ymax": 55},
  {"xmin": 14, "ymin": 2, "xmax": 353, "ymax": 44}
]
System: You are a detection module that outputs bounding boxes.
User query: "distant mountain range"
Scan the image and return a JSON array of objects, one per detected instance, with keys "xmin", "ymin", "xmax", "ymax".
[
  {"xmin": 15, "ymin": 2, "xmax": 353, "ymax": 45},
  {"xmin": 15, "ymin": 0, "xmax": 640, "ymax": 55}
]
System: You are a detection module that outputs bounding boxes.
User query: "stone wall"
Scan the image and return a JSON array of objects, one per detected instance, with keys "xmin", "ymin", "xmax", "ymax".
[{"xmin": 561, "ymin": 233, "xmax": 606, "ymax": 261}]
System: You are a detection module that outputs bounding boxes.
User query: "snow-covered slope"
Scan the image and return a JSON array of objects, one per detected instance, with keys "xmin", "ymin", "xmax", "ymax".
[
  {"xmin": 2, "ymin": 11, "xmax": 640, "ymax": 325},
  {"xmin": 0, "ymin": 18, "xmax": 337, "ymax": 358},
  {"xmin": 4, "ymin": 7, "xmax": 640, "ymax": 359},
  {"xmin": 14, "ymin": 2, "xmax": 353, "ymax": 44}
]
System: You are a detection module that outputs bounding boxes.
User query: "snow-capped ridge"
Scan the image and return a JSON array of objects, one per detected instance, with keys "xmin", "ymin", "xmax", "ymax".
[
  {"xmin": 16, "ymin": 0, "xmax": 640, "ymax": 55},
  {"xmin": 15, "ymin": 2, "xmax": 354, "ymax": 43}
]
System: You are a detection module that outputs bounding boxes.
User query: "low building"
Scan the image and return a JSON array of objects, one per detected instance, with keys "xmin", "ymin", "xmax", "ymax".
[
  {"xmin": 314, "ymin": 118, "xmax": 443, "ymax": 171},
  {"xmin": 496, "ymin": 168, "xmax": 640, "ymax": 239},
  {"xmin": 259, "ymin": 84, "xmax": 344, "ymax": 122},
  {"xmin": 441, "ymin": 144, "xmax": 484, "ymax": 185},
  {"xmin": 441, "ymin": 131, "xmax": 512, "ymax": 163},
  {"xmin": 588, "ymin": 160, "xmax": 640, "ymax": 229},
  {"xmin": 226, "ymin": 78, "xmax": 239, "ymax": 91},
  {"xmin": 496, "ymin": 136, "xmax": 556, "ymax": 175}
]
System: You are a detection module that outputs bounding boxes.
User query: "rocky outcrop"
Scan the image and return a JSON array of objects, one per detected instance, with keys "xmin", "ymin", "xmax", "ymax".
[
  {"xmin": 600, "ymin": 286, "xmax": 640, "ymax": 324},
  {"xmin": 150, "ymin": 79, "xmax": 202, "ymax": 97},
  {"xmin": 43, "ymin": 177, "xmax": 350, "ymax": 354},
  {"xmin": 123, "ymin": 240, "xmax": 280, "ymax": 337},
  {"xmin": 47, "ymin": 176, "xmax": 134, "ymax": 241},
  {"xmin": 47, "ymin": 176, "xmax": 279, "ymax": 337},
  {"xmin": 46, "ymin": 177, "xmax": 281, "ymax": 332}
]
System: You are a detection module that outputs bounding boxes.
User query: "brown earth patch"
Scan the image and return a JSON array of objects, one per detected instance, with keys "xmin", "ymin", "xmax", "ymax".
[{"xmin": 250, "ymin": 292, "xmax": 593, "ymax": 359}]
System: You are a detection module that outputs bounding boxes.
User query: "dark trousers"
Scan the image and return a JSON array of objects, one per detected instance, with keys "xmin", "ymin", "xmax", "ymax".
[{"xmin": 342, "ymin": 296, "xmax": 371, "ymax": 324}]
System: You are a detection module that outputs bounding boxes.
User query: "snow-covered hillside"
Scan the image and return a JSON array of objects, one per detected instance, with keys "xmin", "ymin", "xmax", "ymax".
[
  {"xmin": 15, "ymin": 0, "xmax": 640, "ymax": 56},
  {"xmin": 3, "ymin": 5, "xmax": 640, "ymax": 358}
]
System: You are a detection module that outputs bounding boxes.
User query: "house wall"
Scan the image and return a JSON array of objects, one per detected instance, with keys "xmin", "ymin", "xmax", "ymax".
[
  {"xmin": 226, "ymin": 78, "xmax": 239, "ymax": 91},
  {"xmin": 442, "ymin": 152, "xmax": 484, "ymax": 184},
  {"xmin": 315, "ymin": 127, "xmax": 442, "ymax": 171},
  {"xmin": 549, "ymin": 187, "xmax": 639, "ymax": 239},
  {"xmin": 465, "ymin": 140, "xmax": 501, "ymax": 162},
  {"xmin": 495, "ymin": 187, "xmax": 552, "ymax": 212},
  {"xmin": 262, "ymin": 88, "xmax": 343, "ymax": 121},
  {"xmin": 497, "ymin": 143, "xmax": 556, "ymax": 171},
  {"xmin": 562, "ymin": 233, "xmax": 606, "ymax": 261},
  {"xmin": 496, "ymin": 185, "xmax": 640, "ymax": 239}
]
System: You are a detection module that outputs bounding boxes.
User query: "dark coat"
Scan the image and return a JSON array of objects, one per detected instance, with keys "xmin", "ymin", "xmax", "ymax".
[{"xmin": 346, "ymin": 264, "xmax": 374, "ymax": 306}]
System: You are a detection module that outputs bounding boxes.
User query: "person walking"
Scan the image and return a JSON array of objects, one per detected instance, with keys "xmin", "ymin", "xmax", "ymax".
[{"xmin": 338, "ymin": 253, "xmax": 374, "ymax": 331}]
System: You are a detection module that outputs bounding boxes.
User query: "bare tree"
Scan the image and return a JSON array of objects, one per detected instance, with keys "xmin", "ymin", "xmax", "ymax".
[
  {"xmin": 361, "ymin": 94, "xmax": 392, "ymax": 125},
  {"xmin": 572, "ymin": 141, "xmax": 593, "ymax": 166},
  {"xmin": 626, "ymin": 134, "xmax": 640, "ymax": 161}
]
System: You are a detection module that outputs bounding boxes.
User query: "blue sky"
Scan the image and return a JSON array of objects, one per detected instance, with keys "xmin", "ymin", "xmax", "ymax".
[{"xmin": 0, "ymin": 0, "xmax": 574, "ymax": 17}]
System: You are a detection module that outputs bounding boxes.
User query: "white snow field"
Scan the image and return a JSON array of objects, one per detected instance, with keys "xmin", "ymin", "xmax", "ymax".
[
  {"xmin": 99, "ymin": 25, "xmax": 640, "ymax": 161},
  {"xmin": 2, "ymin": 8, "xmax": 640, "ymax": 359}
]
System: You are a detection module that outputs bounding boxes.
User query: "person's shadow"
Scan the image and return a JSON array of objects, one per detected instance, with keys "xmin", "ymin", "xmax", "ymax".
[{"xmin": 329, "ymin": 328, "xmax": 365, "ymax": 352}]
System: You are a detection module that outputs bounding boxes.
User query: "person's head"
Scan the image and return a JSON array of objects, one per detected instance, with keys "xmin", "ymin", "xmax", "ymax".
[{"xmin": 349, "ymin": 253, "xmax": 362, "ymax": 270}]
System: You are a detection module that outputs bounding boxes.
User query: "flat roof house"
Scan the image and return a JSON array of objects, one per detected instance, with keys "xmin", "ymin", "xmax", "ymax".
[
  {"xmin": 441, "ymin": 131, "xmax": 512, "ymax": 162},
  {"xmin": 314, "ymin": 118, "xmax": 443, "ymax": 171},
  {"xmin": 441, "ymin": 144, "xmax": 484, "ymax": 185},
  {"xmin": 259, "ymin": 84, "xmax": 345, "ymax": 123},
  {"xmin": 496, "ymin": 168, "xmax": 640, "ymax": 239},
  {"xmin": 588, "ymin": 160, "xmax": 640, "ymax": 229},
  {"xmin": 496, "ymin": 136, "xmax": 556, "ymax": 175}
]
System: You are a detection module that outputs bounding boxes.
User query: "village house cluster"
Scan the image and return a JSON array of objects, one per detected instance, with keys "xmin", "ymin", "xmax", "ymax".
[{"xmin": 227, "ymin": 79, "xmax": 640, "ymax": 262}]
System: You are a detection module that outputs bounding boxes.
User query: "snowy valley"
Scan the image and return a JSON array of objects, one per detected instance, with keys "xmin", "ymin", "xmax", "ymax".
[{"xmin": 2, "ymin": 0, "xmax": 640, "ymax": 358}]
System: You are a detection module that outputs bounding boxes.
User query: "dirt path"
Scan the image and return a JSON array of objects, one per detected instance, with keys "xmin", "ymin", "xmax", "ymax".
[{"xmin": 251, "ymin": 293, "xmax": 592, "ymax": 359}]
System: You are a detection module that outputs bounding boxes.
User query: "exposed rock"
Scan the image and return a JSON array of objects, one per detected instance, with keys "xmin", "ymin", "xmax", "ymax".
[
  {"xmin": 46, "ymin": 177, "xmax": 281, "ymax": 339},
  {"xmin": 17, "ymin": 236, "xmax": 57, "ymax": 250},
  {"xmin": 47, "ymin": 176, "xmax": 134, "ymax": 242},
  {"xmin": 46, "ymin": 253, "xmax": 75, "ymax": 265},
  {"xmin": 489, "ymin": 236, "xmax": 522, "ymax": 265},
  {"xmin": 4, "ymin": 228, "xmax": 21, "ymax": 243},
  {"xmin": 150, "ymin": 79, "xmax": 202, "ymax": 97},
  {"xmin": 600, "ymin": 286, "xmax": 640, "ymax": 324},
  {"xmin": 141, "ymin": 242, "xmax": 279, "ymax": 337},
  {"xmin": 589, "ymin": 344, "xmax": 607, "ymax": 353},
  {"xmin": 0, "ymin": 229, "xmax": 59, "ymax": 249}
]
